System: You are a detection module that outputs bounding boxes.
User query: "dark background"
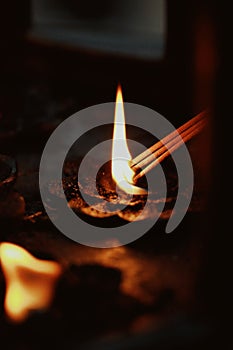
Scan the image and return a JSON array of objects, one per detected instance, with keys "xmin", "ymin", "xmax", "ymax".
[{"xmin": 0, "ymin": 1, "xmax": 232, "ymax": 349}]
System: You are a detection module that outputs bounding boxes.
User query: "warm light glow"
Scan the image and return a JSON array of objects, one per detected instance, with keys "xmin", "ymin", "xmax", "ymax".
[
  {"xmin": 0, "ymin": 242, "xmax": 62, "ymax": 323},
  {"xmin": 111, "ymin": 85, "xmax": 146, "ymax": 195}
]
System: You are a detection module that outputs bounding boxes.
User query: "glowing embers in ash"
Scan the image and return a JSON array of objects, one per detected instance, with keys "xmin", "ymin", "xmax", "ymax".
[{"xmin": 61, "ymin": 87, "xmax": 174, "ymax": 224}]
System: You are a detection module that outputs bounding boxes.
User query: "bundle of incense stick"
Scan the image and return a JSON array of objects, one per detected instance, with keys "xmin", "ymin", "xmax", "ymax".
[{"xmin": 131, "ymin": 111, "xmax": 207, "ymax": 181}]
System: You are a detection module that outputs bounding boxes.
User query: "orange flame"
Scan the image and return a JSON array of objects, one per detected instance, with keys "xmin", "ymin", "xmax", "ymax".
[
  {"xmin": 111, "ymin": 85, "xmax": 146, "ymax": 195},
  {"xmin": 0, "ymin": 242, "xmax": 62, "ymax": 323}
]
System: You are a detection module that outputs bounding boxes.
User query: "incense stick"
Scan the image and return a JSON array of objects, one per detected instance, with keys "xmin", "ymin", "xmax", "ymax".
[{"xmin": 132, "ymin": 111, "xmax": 207, "ymax": 181}]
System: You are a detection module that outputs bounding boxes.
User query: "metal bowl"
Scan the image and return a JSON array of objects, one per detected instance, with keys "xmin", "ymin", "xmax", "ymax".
[{"xmin": 0, "ymin": 154, "xmax": 17, "ymax": 194}]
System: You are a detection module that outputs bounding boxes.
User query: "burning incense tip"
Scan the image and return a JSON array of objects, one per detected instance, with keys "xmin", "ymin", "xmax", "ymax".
[{"xmin": 0, "ymin": 242, "xmax": 62, "ymax": 323}]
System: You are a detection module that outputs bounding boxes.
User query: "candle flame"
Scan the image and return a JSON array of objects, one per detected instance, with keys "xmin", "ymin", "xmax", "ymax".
[
  {"xmin": 111, "ymin": 85, "xmax": 146, "ymax": 195},
  {"xmin": 0, "ymin": 242, "xmax": 62, "ymax": 323}
]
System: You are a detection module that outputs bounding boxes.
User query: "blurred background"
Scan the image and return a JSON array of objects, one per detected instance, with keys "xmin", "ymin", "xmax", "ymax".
[
  {"xmin": 0, "ymin": 0, "xmax": 205, "ymax": 120},
  {"xmin": 0, "ymin": 1, "xmax": 232, "ymax": 349}
]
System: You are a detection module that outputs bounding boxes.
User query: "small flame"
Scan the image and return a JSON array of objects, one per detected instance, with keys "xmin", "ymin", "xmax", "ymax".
[
  {"xmin": 111, "ymin": 85, "xmax": 146, "ymax": 195},
  {"xmin": 0, "ymin": 243, "xmax": 62, "ymax": 323}
]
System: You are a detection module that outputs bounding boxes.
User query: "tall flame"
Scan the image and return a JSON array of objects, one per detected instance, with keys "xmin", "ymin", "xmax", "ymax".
[
  {"xmin": 0, "ymin": 243, "xmax": 62, "ymax": 323},
  {"xmin": 111, "ymin": 85, "xmax": 146, "ymax": 195}
]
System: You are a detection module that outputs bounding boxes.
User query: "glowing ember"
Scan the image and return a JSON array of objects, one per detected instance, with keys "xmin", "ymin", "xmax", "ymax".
[
  {"xmin": 111, "ymin": 85, "xmax": 146, "ymax": 195},
  {"xmin": 0, "ymin": 242, "xmax": 62, "ymax": 323}
]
